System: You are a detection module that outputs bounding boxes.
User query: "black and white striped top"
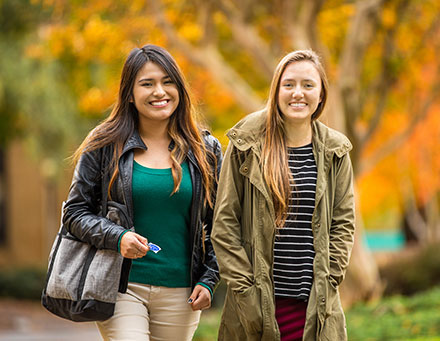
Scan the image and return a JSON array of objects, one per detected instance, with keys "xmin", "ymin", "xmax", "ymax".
[{"xmin": 273, "ymin": 143, "xmax": 317, "ymax": 301}]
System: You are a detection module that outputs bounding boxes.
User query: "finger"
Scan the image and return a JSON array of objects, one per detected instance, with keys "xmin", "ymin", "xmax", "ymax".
[
  {"xmin": 136, "ymin": 234, "xmax": 149, "ymax": 246},
  {"xmin": 191, "ymin": 297, "xmax": 211, "ymax": 311},
  {"xmin": 132, "ymin": 235, "xmax": 149, "ymax": 254},
  {"xmin": 187, "ymin": 290, "xmax": 199, "ymax": 305},
  {"xmin": 190, "ymin": 291, "xmax": 211, "ymax": 310},
  {"xmin": 136, "ymin": 242, "xmax": 149, "ymax": 255}
]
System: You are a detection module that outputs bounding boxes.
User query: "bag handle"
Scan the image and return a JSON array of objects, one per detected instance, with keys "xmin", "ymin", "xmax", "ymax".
[{"xmin": 100, "ymin": 149, "xmax": 109, "ymax": 217}]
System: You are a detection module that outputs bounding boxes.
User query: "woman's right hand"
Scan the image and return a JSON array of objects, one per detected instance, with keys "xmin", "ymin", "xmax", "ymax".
[{"xmin": 120, "ymin": 232, "xmax": 149, "ymax": 259}]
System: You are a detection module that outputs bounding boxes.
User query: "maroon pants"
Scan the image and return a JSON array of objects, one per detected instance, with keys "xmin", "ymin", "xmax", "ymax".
[{"xmin": 275, "ymin": 297, "xmax": 308, "ymax": 341}]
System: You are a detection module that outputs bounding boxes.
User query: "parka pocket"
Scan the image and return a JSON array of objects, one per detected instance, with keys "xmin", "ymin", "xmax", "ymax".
[
  {"xmin": 325, "ymin": 281, "xmax": 338, "ymax": 317},
  {"xmin": 234, "ymin": 285, "xmax": 263, "ymax": 335},
  {"xmin": 321, "ymin": 284, "xmax": 347, "ymax": 341},
  {"xmin": 321, "ymin": 303, "xmax": 347, "ymax": 341},
  {"xmin": 241, "ymin": 240, "xmax": 254, "ymax": 267}
]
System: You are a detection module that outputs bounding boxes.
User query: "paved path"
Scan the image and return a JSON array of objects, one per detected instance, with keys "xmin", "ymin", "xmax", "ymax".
[{"xmin": 0, "ymin": 299, "xmax": 101, "ymax": 340}]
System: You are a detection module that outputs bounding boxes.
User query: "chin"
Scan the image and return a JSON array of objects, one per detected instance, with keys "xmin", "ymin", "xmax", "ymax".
[{"xmin": 286, "ymin": 112, "xmax": 312, "ymax": 121}]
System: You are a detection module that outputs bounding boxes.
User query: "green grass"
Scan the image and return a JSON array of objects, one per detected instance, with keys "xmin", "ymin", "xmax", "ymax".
[
  {"xmin": 346, "ymin": 286, "xmax": 440, "ymax": 340},
  {"xmin": 194, "ymin": 286, "xmax": 440, "ymax": 340},
  {"xmin": 193, "ymin": 308, "xmax": 221, "ymax": 340}
]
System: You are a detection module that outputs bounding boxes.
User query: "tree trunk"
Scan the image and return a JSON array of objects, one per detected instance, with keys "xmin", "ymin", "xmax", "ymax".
[{"xmin": 0, "ymin": 147, "xmax": 6, "ymax": 245}]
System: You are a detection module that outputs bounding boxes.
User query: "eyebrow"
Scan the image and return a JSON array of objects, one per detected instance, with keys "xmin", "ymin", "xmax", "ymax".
[
  {"xmin": 137, "ymin": 75, "xmax": 172, "ymax": 83},
  {"xmin": 281, "ymin": 78, "xmax": 317, "ymax": 83}
]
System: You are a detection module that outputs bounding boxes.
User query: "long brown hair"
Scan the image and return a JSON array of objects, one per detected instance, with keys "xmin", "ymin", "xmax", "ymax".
[
  {"xmin": 262, "ymin": 50, "xmax": 329, "ymax": 227},
  {"xmin": 73, "ymin": 44, "xmax": 215, "ymax": 206}
]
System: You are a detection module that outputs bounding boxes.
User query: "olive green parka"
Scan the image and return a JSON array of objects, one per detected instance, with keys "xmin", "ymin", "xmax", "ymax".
[{"xmin": 211, "ymin": 110, "xmax": 355, "ymax": 341}]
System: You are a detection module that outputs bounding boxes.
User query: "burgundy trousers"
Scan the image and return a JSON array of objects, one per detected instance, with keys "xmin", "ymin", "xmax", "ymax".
[{"xmin": 275, "ymin": 297, "xmax": 308, "ymax": 341}]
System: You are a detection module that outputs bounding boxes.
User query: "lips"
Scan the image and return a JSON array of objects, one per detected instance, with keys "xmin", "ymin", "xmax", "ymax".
[
  {"xmin": 150, "ymin": 100, "xmax": 169, "ymax": 107},
  {"xmin": 289, "ymin": 102, "xmax": 307, "ymax": 108}
]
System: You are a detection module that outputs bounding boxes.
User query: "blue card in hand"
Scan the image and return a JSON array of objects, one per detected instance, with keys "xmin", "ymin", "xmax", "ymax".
[{"xmin": 148, "ymin": 242, "xmax": 161, "ymax": 253}]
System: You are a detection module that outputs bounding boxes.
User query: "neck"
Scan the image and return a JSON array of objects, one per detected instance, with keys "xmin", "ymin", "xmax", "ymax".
[
  {"xmin": 284, "ymin": 119, "xmax": 312, "ymax": 148},
  {"xmin": 138, "ymin": 119, "xmax": 170, "ymax": 145}
]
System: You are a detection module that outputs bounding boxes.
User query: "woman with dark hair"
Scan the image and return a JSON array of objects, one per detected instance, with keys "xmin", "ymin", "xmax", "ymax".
[
  {"xmin": 212, "ymin": 50, "xmax": 355, "ymax": 340},
  {"xmin": 63, "ymin": 44, "xmax": 222, "ymax": 340}
]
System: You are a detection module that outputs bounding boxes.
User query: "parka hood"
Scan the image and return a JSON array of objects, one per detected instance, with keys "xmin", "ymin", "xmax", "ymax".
[{"xmin": 226, "ymin": 109, "xmax": 352, "ymax": 158}]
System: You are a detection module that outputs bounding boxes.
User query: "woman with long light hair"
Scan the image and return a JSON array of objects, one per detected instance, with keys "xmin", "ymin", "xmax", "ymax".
[
  {"xmin": 64, "ymin": 44, "xmax": 222, "ymax": 340},
  {"xmin": 212, "ymin": 50, "xmax": 355, "ymax": 340}
]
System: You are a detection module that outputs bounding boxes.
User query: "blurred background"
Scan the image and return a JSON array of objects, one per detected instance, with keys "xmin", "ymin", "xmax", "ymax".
[{"xmin": 0, "ymin": 0, "xmax": 439, "ymax": 340}]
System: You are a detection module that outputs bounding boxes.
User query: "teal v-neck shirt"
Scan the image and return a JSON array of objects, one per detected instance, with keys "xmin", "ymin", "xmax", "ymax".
[{"xmin": 129, "ymin": 160, "xmax": 192, "ymax": 287}]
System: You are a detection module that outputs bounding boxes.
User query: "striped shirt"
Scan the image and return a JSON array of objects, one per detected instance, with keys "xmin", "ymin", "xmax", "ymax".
[{"xmin": 273, "ymin": 144, "xmax": 317, "ymax": 301}]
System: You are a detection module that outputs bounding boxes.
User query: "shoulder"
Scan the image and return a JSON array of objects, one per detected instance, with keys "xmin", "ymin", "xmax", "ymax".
[
  {"xmin": 227, "ymin": 109, "xmax": 266, "ymax": 150},
  {"xmin": 200, "ymin": 130, "xmax": 223, "ymax": 172},
  {"xmin": 78, "ymin": 127, "xmax": 115, "ymax": 161},
  {"xmin": 312, "ymin": 120, "xmax": 352, "ymax": 157},
  {"xmin": 229, "ymin": 109, "xmax": 266, "ymax": 133},
  {"xmin": 201, "ymin": 129, "xmax": 221, "ymax": 152}
]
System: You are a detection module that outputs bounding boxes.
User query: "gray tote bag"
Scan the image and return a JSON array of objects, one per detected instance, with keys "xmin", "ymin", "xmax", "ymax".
[{"xmin": 41, "ymin": 199, "xmax": 130, "ymax": 322}]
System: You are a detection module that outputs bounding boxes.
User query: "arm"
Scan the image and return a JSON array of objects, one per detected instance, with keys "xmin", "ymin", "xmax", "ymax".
[
  {"xmin": 329, "ymin": 153, "xmax": 356, "ymax": 288},
  {"xmin": 62, "ymin": 147, "xmax": 126, "ymax": 251},
  {"xmin": 211, "ymin": 142, "xmax": 254, "ymax": 293},
  {"xmin": 189, "ymin": 135, "xmax": 222, "ymax": 310},
  {"xmin": 196, "ymin": 136, "xmax": 223, "ymax": 291}
]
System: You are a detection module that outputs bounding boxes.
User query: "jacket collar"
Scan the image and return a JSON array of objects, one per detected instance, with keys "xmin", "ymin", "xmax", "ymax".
[
  {"xmin": 311, "ymin": 120, "xmax": 352, "ymax": 158},
  {"xmin": 121, "ymin": 129, "xmax": 146, "ymax": 155},
  {"xmin": 226, "ymin": 110, "xmax": 266, "ymax": 152},
  {"xmin": 227, "ymin": 109, "xmax": 352, "ymax": 158},
  {"xmin": 121, "ymin": 129, "xmax": 175, "ymax": 156}
]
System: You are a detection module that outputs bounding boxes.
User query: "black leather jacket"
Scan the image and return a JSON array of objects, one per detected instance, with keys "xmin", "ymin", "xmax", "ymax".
[{"xmin": 63, "ymin": 130, "xmax": 222, "ymax": 294}]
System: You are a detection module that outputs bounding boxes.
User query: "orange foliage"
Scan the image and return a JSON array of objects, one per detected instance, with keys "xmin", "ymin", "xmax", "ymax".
[
  {"xmin": 30, "ymin": 0, "xmax": 440, "ymax": 224},
  {"xmin": 402, "ymin": 104, "xmax": 440, "ymax": 205}
]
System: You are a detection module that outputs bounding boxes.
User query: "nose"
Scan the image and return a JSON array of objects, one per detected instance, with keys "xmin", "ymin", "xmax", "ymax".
[
  {"xmin": 153, "ymin": 84, "xmax": 165, "ymax": 97},
  {"xmin": 292, "ymin": 85, "xmax": 304, "ymax": 99}
]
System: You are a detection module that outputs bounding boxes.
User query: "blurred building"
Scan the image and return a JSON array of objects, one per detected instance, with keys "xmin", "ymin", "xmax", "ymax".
[{"xmin": 0, "ymin": 141, "xmax": 71, "ymax": 268}]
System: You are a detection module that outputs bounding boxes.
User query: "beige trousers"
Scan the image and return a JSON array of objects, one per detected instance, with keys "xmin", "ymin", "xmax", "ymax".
[{"xmin": 97, "ymin": 283, "xmax": 201, "ymax": 341}]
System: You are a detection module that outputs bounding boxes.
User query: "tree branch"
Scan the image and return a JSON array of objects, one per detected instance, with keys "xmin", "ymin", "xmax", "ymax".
[
  {"xmin": 286, "ymin": 0, "xmax": 326, "ymax": 50},
  {"xmin": 360, "ymin": 0, "xmax": 411, "ymax": 147},
  {"xmin": 338, "ymin": 0, "xmax": 387, "ymax": 165},
  {"xmin": 150, "ymin": 0, "xmax": 263, "ymax": 113},
  {"xmin": 357, "ymin": 6, "xmax": 440, "ymax": 176},
  {"xmin": 197, "ymin": 0, "xmax": 216, "ymax": 46},
  {"xmin": 358, "ymin": 67, "xmax": 440, "ymax": 176},
  {"xmin": 213, "ymin": 0, "xmax": 276, "ymax": 81}
]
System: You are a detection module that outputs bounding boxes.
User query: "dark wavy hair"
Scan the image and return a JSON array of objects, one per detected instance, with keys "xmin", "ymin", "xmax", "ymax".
[{"xmin": 73, "ymin": 44, "xmax": 215, "ymax": 205}]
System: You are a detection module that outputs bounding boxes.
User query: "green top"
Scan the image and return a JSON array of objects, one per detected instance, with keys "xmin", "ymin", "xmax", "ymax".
[{"xmin": 129, "ymin": 160, "xmax": 192, "ymax": 287}]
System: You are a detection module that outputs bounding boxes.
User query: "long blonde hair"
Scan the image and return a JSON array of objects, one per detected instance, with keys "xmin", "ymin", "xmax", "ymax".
[
  {"xmin": 73, "ymin": 44, "xmax": 216, "ymax": 206},
  {"xmin": 262, "ymin": 50, "xmax": 329, "ymax": 227}
]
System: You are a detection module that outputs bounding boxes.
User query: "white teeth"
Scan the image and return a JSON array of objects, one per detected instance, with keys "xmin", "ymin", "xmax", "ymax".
[
  {"xmin": 290, "ymin": 103, "xmax": 306, "ymax": 107},
  {"xmin": 151, "ymin": 100, "xmax": 167, "ymax": 106}
]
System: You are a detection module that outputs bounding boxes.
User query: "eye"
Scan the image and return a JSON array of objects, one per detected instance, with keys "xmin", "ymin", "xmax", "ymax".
[
  {"xmin": 140, "ymin": 82, "xmax": 153, "ymax": 87},
  {"xmin": 283, "ymin": 82, "xmax": 293, "ymax": 88},
  {"xmin": 304, "ymin": 83, "xmax": 314, "ymax": 89}
]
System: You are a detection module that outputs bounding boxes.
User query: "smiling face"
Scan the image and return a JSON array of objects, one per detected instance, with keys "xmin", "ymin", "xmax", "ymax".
[
  {"xmin": 131, "ymin": 61, "xmax": 179, "ymax": 125},
  {"xmin": 277, "ymin": 60, "xmax": 322, "ymax": 124}
]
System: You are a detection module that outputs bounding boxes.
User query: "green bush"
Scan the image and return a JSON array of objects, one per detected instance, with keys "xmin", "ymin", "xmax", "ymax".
[
  {"xmin": 195, "ymin": 287, "xmax": 440, "ymax": 340},
  {"xmin": 380, "ymin": 243, "xmax": 440, "ymax": 296},
  {"xmin": 0, "ymin": 267, "xmax": 46, "ymax": 300},
  {"xmin": 346, "ymin": 286, "xmax": 440, "ymax": 340}
]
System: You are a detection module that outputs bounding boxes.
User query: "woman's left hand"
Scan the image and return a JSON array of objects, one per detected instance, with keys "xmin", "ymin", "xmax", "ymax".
[{"xmin": 188, "ymin": 285, "xmax": 211, "ymax": 311}]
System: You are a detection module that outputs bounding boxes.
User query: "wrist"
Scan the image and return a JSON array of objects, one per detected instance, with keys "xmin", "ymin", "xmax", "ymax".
[
  {"xmin": 196, "ymin": 282, "xmax": 213, "ymax": 299},
  {"xmin": 117, "ymin": 230, "xmax": 130, "ymax": 253}
]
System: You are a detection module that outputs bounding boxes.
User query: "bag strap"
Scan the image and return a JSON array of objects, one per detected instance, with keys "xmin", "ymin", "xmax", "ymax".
[{"xmin": 100, "ymin": 148, "xmax": 109, "ymax": 217}]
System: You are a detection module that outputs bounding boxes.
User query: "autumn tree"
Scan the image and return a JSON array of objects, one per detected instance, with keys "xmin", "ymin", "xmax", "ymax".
[{"xmin": 27, "ymin": 0, "xmax": 440, "ymax": 304}]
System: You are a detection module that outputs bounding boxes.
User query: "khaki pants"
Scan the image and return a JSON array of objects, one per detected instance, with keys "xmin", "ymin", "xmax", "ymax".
[{"xmin": 97, "ymin": 283, "xmax": 201, "ymax": 341}]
